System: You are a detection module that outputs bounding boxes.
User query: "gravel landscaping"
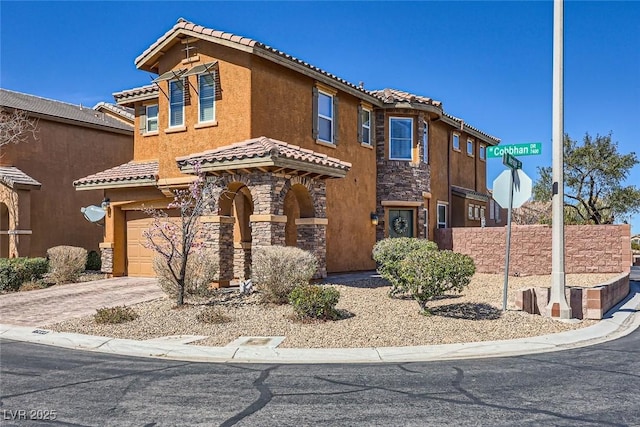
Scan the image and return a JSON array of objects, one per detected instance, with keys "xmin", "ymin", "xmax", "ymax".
[{"xmin": 46, "ymin": 273, "xmax": 619, "ymax": 348}]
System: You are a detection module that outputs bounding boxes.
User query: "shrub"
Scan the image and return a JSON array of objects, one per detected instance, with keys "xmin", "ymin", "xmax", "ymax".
[
  {"xmin": 399, "ymin": 248, "xmax": 476, "ymax": 314},
  {"xmin": 85, "ymin": 250, "xmax": 102, "ymax": 271},
  {"xmin": 289, "ymin": 284, "xmax": 340, "ymax": 320},
  {"xmin": 0, "ymin": 258, "xmax": 49, "ymax": 292},
  {"xmin": 94, "ymin": 306, "xmax": 138, "ymax": 324},
  {"xmin": 196, "ymin": 306, "xmax": 232, "ymax": 324},
  {"xmin": 372, "ymin": 238, "xmax": 438, "ymax": 296},
  {"xmin": 47, "ymin": 246, "xmax": 87, "ymax": 284},
  {"xmin": 252, "ymin": 246, "xmax": 318, "ymax": 304},
  {"xmin": 153, "ymin": 249, "xmax": 219, "ymax": 299}
]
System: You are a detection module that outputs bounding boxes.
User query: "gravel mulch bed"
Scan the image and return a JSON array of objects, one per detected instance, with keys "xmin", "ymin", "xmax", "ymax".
[{"xmin": 46, "ymin": 273, "xmax": 620, "ymax": 349}]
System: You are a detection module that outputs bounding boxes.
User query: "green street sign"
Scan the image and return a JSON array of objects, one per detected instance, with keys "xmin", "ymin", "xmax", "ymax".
[
  {"xmin": 503, "ymin": 153, "xmax": 522, "ymax": 170},
  {"xmin": 487, "ymin": 143, "xmax": 542, "ymax": 158}
]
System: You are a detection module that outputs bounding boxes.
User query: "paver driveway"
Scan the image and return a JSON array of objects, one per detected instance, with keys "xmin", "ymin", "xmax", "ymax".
[{"xmin": 0, "ymin": 277, "xmax": 163, "ymax": 327}]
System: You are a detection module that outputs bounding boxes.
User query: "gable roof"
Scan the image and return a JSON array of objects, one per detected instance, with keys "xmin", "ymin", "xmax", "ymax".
[
  {"xmin": 73, "ymin": 160, "xmax": 159, "ymax": 190},
  {"xmin": 177, "ymin": 136, "xmax": 351, "ymax": 179},
  {"xmin": 134, "ymin": 18, "xmax": 380, "ymax": 105},
  {"xmin": 0, "ymin": 166, "xmax": 41, "ymax": 190},
  {"xmin": 0, "ymin": 89, "xmax": 133, "ymax": 134},
  {"xmin": 92, "ymin": 102, "xmax": 135, "ymax": 124}
]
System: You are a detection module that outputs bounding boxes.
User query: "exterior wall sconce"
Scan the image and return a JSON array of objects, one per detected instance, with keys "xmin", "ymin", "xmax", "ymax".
[
  {"xmin": 101, "ymin": 198, "xmax": 111, "ymax": 210},
  {"xmin": 370, "ymin": 212, "xmax": 379, "ymax": 226}
]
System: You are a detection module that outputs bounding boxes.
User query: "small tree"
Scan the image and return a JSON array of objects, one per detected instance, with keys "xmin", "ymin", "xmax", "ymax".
[
  {"xmin": 0, "ymin": 108, "xmax": 39, "ymax": 147},
  {"xmin": 399, "ymin": 248, "xmax": 476, "ymax": 314},
  {"xmin": 144, "ymin": 166, "xmax": 227, "ymax": 306},
  {"xmin": 533, "ymin": 133, "xmax": 640, "ymax": 224}
]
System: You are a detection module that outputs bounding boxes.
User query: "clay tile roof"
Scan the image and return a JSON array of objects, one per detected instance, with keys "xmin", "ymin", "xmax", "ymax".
[
  {"xmin": 0, "ymin": 166, "xmax": 41, "ymax": 189},
  {"xmin": 112, "ymin": 84, "xmax": 159, "ymax": 105},
  {"xmin": 92, "ymin": 102, "xmax": 135, "ymax": 121},
  {"xmin": 0, "ymin": 89, "xmax": 133, "ymax": 133},
  {"xmin": 135, "ymin": 19, "xmax": 373, "ymax": 100},
  {"xmin": 177, "ymin": 137, "xmax": 351, "ymax": 177},
  {"xmin": 73, "ymin": 160, "xmax": 158, "ymax": 188},
  {"xmin": 369, "ymin": 88, "xmax": 443, "ymax": 108},
  {"xmin": 451, "ymin": 185, "xmax": 489, "ymax": 201}
]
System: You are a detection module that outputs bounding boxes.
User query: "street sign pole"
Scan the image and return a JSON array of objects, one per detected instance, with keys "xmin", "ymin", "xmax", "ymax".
[{"xmin": 502, "ymin": 168, "xmax": 515, "ymax": 312}]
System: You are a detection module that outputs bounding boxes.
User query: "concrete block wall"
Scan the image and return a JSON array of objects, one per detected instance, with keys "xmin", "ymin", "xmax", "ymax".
[{"xmin": 435, "ymin": 224, "xmax": 632, "ymax": 276}]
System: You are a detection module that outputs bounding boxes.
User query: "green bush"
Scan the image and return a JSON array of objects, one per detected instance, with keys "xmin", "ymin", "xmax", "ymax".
[
  {"xmin": 47, "ymin": 246, "xmax": 87, "ymax": 284},
  {"xmin": 289, "ymin": 284, "xmax": 340, "ymax": 320},
  {"xmin": 372, "ymin": 238, "xmax": 438, "ymax": 296},
  {"xmin": 85, "ymin": 250, "xmax": 102, "ymax": 271},
  {"xmin": 399, "ymin": 248, "xmax": 476, "ymax": 314},
  {"xmin": 153, "ymin": 249, "xmax": 219, "ymax": 299},
  {"xmin": 252, "ymin": 246, "xmax": 318, "ymax": 304},
  {"xmin": 94, "ymin": 306, "xmax": 138, "ymax": 324},
  {"xmin": 0, "ymin": 258, "xmax": 49, "ymax": 292}
]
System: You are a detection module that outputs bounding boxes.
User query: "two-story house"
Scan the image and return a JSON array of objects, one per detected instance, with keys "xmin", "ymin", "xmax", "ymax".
[
  {"xmin": 0, "ymin": 89, "xmax": 134, "ymax": 258},
  {"xmin": 74, "ymin": 19, "xmax": 499, "ymax": 282}
]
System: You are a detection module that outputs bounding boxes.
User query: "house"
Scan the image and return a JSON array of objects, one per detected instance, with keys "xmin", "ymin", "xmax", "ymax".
[
  {"xmin": 0, "ymin": 89, "xmax": 134, "ymax": 258},
  {"xmin": 74, "ymin": 18, "xmax": 499, "ymax": 281}
]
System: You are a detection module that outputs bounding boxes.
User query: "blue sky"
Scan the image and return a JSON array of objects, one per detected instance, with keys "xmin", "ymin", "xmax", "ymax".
[{"xmin": 2, "ymin": 1, "xmax": 639, "ymax": 233}]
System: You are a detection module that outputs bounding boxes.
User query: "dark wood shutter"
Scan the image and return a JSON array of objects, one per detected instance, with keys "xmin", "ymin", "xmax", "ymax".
[
  {"xmin": 312, "ymin": 87, "xmax": 319, "ymax": 140},
  {"xmin": 333, "ymin": 95, "xmax": 339, "ymax": 145},
  {"xmin": 138, "ymin": 104, "xmax": 146, "ymax": 135}
]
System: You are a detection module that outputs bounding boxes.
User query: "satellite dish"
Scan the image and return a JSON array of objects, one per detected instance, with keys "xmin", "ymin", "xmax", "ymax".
[{"xmin": 81, "ymin": 205, "xmax": 106, "ymax": 223}]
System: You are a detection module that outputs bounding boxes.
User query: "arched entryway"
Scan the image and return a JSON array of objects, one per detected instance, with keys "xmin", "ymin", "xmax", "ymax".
[
  {"xmin": 219, "ymin": 181, "xmax": 254, "ymax": 280},
  {"xmin": 284, "ymin": 183, "xmax": 314, "ymax": 247}
]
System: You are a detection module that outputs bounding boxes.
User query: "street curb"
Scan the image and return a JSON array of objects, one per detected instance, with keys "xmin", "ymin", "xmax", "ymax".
[{"xmin": 1, "ymin": 282, "xmax": 638, "ymax": 364}]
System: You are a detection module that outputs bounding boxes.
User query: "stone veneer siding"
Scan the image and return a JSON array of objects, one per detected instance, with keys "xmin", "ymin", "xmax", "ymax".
[
  {"xmin": 100, "ymin": 246, "xmax": 113, "ymax": 274},
  {"xmin": 297, "ymin": 222, "xmax": 327, "ymax": 279},
  {"xmin": 375, "ymin": 110, "xmax": 430, "ymax": 241},
  {"xmin": 434, "ymin": 224, "xmax": 632, "ymax": 275}
]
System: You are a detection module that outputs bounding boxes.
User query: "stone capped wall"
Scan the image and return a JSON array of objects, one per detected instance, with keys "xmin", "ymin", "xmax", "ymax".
[{"xmin": 435, "ymin": 224, "xmax": 632, "ymax": 275}]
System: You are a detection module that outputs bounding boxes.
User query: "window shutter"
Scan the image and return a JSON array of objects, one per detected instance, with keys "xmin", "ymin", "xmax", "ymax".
[
  {"xmin": 333, "ymin": 95, "xmax": 339, "ymax": 144},
  {"xmin": 312, "ymin": 87, "xmax": 319, "ymax": 140},
  {"xmin": 357, "ymin": 105, "xmax": 363, "ymax": 143},
  {"xmin": 138, "ymin": 105, "xmax": 146, "ymax": 135}
]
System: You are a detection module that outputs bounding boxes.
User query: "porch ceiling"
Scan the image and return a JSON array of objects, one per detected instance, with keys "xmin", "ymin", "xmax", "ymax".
[{"xmin": 177, "ymin": 136, "xmax": 351, "ymax": 179}]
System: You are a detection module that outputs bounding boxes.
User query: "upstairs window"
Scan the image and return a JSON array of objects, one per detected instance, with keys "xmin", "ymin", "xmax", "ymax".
[
  {"xmin": 389, "ymin": 117, "xmax": 413, "ymax": 161},
  {"xmin": 480, "ymin": 144, "xmax": 486, "ymax": 160},
  {"xmin": 318, "ymin": 91, "xmax": 334, "ymax": 143},
  {"xmin": 422, "ymin": 121, "xmax": 429, "ymax": 164},
  {"xmin": 467, "ymin": 139, "xmax": 474, "ymax": 156},
  {"xmin": 169, "ymin": 80, "xmax": 184, "ymax": 127},
  {"xmin": 361, "ymin": 108, "xmax": 371, "ymax": 145},
  {"xmin": 452, "ymin": 133, "xmax": 460, "ymax": 151},
  {"xmin": 198, "ymin": 73, "xmax": 215, "ymax": 123},
  {"xmin": 146, "ymin": 105, "xmax": 158, "ymax": 132}
]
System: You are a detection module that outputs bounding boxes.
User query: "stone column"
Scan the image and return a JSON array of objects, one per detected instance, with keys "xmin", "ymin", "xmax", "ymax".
[
  {"xmin": 296, "ymin": 218, "xmax": 328, "ymax": 279},
  {"xmin": 250, "ymin": 214, "xmax": 287, "ymax": 250},
  {"xmin": 234, "ymin": 241, "xmax": 252, "ymax": 280},
  {"xmin": 99, "ymin": 242, "xmax": 114, "ymax": 275},
  {"xmin": 201, "ymin": 215, "xmax": 235, "ymax": 287}
]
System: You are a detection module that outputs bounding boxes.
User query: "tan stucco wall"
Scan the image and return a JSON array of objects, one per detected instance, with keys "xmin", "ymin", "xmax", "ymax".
[{"xmin": 1, "ymin": 118, "xmax": 133, "ymax": 257}]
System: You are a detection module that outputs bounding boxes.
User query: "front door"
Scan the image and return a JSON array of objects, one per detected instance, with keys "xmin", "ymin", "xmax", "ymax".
[{"xmin": 388, "ymin": 209, "xmax": 414, "ymax": 238}]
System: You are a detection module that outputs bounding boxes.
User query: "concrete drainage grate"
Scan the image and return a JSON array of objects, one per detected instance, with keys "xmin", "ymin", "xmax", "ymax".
[{"xmin": 226, "ymin": 336, "xmax": 285, "ymax": 348}]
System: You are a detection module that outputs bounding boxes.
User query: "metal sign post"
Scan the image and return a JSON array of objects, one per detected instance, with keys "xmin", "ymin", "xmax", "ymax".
[{"xmin": 501, "ymin": 153, "xmax": 521, "ymax": 312}]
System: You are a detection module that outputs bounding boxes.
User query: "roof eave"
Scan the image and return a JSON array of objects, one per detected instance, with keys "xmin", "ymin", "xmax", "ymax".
[
  {"xmin": 441, "ymin": 115, "xmax": 500, "ymax": 145},
  {"xmin": 74, "ymin": 178, "xmax": 157, "ymax": 191}
]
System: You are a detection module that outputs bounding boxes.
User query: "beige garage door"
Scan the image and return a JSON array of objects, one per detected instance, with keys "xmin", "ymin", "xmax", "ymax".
[{"xmin": 126, "ymin": 211, "xmax": 156, "ymax": 277}]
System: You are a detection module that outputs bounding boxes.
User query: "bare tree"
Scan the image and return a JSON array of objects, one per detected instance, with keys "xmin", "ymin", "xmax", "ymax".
[{"xmin": 0, "ymin": 108, "xmax": 39, "ymax": 147}]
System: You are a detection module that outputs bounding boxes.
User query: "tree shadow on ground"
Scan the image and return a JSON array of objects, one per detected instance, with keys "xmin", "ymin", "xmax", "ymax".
[
  {"xmin": 429, "ymin": 303, "xmax": 502, "ymax": 320},
  {"xmin": 326, "ymin": 277, "xmax": 391, "ymax": 289}
]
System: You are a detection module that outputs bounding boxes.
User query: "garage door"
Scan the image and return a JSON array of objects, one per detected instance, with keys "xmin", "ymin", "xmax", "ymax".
[{"xmin": 126, "ymin": 211, "xmax": 156, "ymax": 277}]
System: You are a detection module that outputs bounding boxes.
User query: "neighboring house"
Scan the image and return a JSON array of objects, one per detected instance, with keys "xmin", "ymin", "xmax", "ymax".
[
  {"xmin": 0, "ymin": 89, "xmax": 134, "ymax": 258},
  {"xmin": 74, "ymin": 18, "xmax": 500, "ymax": 281}
]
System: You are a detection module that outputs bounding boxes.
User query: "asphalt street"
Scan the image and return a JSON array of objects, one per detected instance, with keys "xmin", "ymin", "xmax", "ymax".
[{"xmin": 2, "ymin": 326, "xmax": 639, "ymax": 427}]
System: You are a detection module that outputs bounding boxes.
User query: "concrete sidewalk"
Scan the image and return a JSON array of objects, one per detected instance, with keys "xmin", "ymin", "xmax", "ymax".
[{"xmin": 1, "ymin": 269, "xmax": 639, "ymax": 364}]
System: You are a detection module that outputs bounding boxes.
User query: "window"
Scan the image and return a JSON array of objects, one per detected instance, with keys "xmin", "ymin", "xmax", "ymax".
[
  {"xmin": 198, "ymin": 73, "xmax": 215, "ymax": 123},
  {"xmin": 422, "ymin": 121, "xmax": 429, "ymax": 164},
  {"xmin": 169, "ymin": 79, "xmax": 184, "ymax": 127},
  {"xmin": 146, "ymin": 105, "xmax": 158, "ymax": 132},
  {"xmin": 389, "ymin": 117, "xmax": 413, "ymax": 160},
  {"xmin": 317, "ymin": 91, "xmax": 333, "ymax": 143},
  {"xmin": 437, "ymin": 203, "xmax": 447, "ymax": 228},
  {"xmin": 474, "ymin": 205, "xmax": 480, "ymax": 220},
  {"xmin": 467, "ymin": 139, "xmax": 474, "ymax": 156},
  {"xmin": 452, "ymin": 133, "xmax": 460, "ymax": 151},
  {"xmin": 468, "ymin": 205, "xmax": 474, "ymax": 220},
  {"xmin": 361, "ymin": 108, "xmax": 371, "ymax": 145},
  {"xmin": 480, "ymin": 144, "xmax": 486, "ymax": 160}
]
